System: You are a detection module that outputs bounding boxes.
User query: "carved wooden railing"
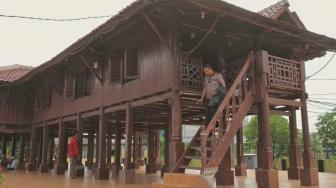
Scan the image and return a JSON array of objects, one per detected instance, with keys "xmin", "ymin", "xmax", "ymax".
[
  {"xmin": 267, "ymin": 54, "xmax": 302, "ymax": 91},
  {"xmin": 200, "ymin": 52, "xmax": 255, "ymax": 170},
  {"xmin": 180, "ymin": 56, "xmax": 203, "ymax": 89}
]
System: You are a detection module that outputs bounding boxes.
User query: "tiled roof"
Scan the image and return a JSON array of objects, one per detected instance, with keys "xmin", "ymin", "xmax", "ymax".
[
  {"xmin": 258, "ymin": 0, "xmax": 289, "ymax": 18},
  {"xmin": 0, "ymin": 64, "xmax": 34, "ymax": 83}
]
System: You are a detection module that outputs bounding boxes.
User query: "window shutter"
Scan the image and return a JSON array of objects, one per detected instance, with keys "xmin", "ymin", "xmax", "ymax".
[
  {"xmin": 65, "ymin": 74, "xmax": 75, "ymax": 99},
  {"xmin": 75, "ymin": 72, "xmax": 85, "ymax": 98},
  {"xmin": 110, "ymin": 52, "xmax": 123, "ymax": 83},
  {"xmin": 125, "ymin": 49, "xmax": 138, "ymax": 79},
  {"xmin": 84, "ymin": 68, "xmax": 93, "ymax": 95}
]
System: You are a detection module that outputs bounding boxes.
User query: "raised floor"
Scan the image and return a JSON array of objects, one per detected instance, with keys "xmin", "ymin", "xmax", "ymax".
[{"xmin": 2, "ymin": 168, "xmax": 334, "ymax": 188}]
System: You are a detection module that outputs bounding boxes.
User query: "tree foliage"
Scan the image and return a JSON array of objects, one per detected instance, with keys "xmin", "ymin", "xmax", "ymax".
[
  {"xmin": 244, "ymin": 115, "xmax": 290, "ymax": 166},
  {"xmin": 315, "ymin": 111, "xmax": 336, "ymax": 150}
]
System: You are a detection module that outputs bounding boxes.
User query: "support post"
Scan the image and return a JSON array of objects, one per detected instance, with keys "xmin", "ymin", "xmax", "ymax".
[
  {"xmin": 48, "ymin": 136, "xmax": 55, "ymax": 169},
  {"xmin": 288, "ymin": 108, "xmax": 302, "ymax": 180},
  {"xmin": 299, "ymin": 61, "xmax": 319, "ymax": 186},
  {"xmin": 40, "ymin": 123, "xmax": 50, "ymax": 173},
  {"xmin": 255, "ymin": 50, "xmax": 279, "ymax": 188},
  {"xmin": 11, "ymin": 136, "xmax": 17, "ymax": 157},
  {"xmin": 155, "ymin": 130, "xmax": 161, "ymax": 171},
  {"xmin": 26, "ymin": 129, "xmax": 37, "ymax": 171},
  {"xmin": 76, "ymin": 113, "xmax": 84, "ymax": 166},
  {"xmin": 85, "ymin": 131, "xmax": 94, "ymax": 169},
  {"xmin": 168, "ymin": 91, "xmax": 184, "ymax": 171},
  {"xmin": 235, "ymin": 126, "xmax": 247, "ymax": 176},
  {"xmin": 95, "ymin": 107, "xmax": 109, "ymax": 180},
  {"xmin": 146, "ymin": 128, "xmax": 156, "ymax": 174},
  {"xmin": 1, "ymin": 136, "xmax": 7, "ymax": 160},
  {"xmin": 54, "ymin": 118, "xmax": 66, "ymax": 175},
  {"xmin": 106, "ymin": 131, "xmax": 112, "ymax": 168},
  {"xmin": 112, "ymin": 124, "xmax": 122, "ymax": 178},
  {"xmin": 17, "ymin": 135, "xmax": 27, "ymax": 170},
  {"xmin": 162, "ymin": 127, "xmax": 170, "ymax": 175},
  {"xmin": 122, "ymin": 103, "xmax": 135, "ymax": 184}
]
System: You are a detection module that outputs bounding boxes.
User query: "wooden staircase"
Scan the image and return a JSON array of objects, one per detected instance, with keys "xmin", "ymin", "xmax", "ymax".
[{"xmin": 171, "ymin": 52, "xmax": 256, "ymax": 175}]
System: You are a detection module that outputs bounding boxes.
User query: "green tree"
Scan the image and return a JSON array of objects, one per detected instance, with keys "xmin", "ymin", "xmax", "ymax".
[
  {"xmin": 310, "ymin": 132, "xmax": 323, "ymax": 159},
  {"xmin": 244, "ymin": 115, "xmax": 290, "ymax": 167},
  {"xmin": 315, "ymin": 111, "xmax": 336, "ymax": 152}
]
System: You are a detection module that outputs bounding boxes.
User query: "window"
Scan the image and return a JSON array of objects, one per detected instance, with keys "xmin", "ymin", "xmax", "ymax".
[
  {"xmin": 64, "ymin": 74, "xmax": 75, "ymax": 99},
  {"xmin": 64, "ymin": 68, "xmax": 93, "ymax": 99},
  {"xmin": 110, "ymin": 49, "xmax": 139, "ymax": 84},
  {"xmin": 124, "ymin": 49, "xmax": 139, "ymax": 80},
  {"xmin": 110, "ymin": 51, "xmax": 123, "ymax": 83}
]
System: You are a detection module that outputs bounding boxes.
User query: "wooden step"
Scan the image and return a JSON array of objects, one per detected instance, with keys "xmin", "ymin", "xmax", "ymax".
[
  {"xmin": 159, "ymin": 173, "xmax": 211, "ymax": 188},
  {"xmin": 152, "ymin": 183, "xmax": 192, "ymax": 188}
]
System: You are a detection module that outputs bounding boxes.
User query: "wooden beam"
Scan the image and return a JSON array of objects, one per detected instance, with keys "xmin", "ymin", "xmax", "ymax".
[
  {"xmin": 268, "ymin": 97, "xmax": 302, "ymax": 107},
  {"xmin": 130, "ymin": 92, "xmax": 171, "ymax": 108},
  {"xmin": 144, "ymin": 13, "xmax": 172, "ymax": 53},
  {"xmin": 79, "ymin": 54, "xmax": 103, "ymax": 85}
]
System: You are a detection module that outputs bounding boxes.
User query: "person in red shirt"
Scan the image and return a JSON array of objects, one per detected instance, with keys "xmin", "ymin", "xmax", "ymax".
[{"xmin": 68, "ymin": 130, "xmax": 81, "ymax": 179}]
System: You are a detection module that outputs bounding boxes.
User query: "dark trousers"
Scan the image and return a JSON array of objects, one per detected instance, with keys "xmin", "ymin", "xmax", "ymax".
[{"xmin": 204, "ymin": 100, "xmax": 219, "ymax": 127}]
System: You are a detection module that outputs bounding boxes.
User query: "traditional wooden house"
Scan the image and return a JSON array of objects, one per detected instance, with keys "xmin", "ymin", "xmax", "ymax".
[{"xmin": 1, "ymin": 0, "xmax": 336, "ymax": 187}]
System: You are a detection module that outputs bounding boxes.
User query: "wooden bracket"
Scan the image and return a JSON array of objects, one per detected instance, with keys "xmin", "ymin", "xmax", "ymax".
[
  {"xmin": 144, "ymin": 13, "xmax": 173, "ymax": 53},
  {"xmin": 79, "ymin": 54, "xmax": 103, "ymax": 85}
]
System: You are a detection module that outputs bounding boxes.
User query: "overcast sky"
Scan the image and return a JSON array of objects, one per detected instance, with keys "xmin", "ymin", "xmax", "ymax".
[{"xmin": 1, "ymin": 0, "xmax": 336, "ymax": 131}]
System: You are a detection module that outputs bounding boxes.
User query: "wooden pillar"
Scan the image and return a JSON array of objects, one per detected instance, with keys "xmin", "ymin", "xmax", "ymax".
[
  {"xmin": 63, "ymin": 134, "xmax": 69, "ymax": 170},
  {"xmin": 26, "ymin": 129, "xmax": 37, "ymax": 171},
  {"xmin": 255, "ymin": 50, "xmax": 279, "ymax": 188},
  {"xmin": 168, "ymin": 91, "xmax": 184, "ymax": 171},
  {"xmin": 48, "ymin": 136, "xmax": 55, "ymax": 169},
  {"xmin": 133, "ymin": 132, "xmax": 140, "ymax": 169},
  {"xmin": 235, "ymin": 126, "xmax": 247, "ymax": 176},
  {"xmin": 132, "ymin": 132, "xmax": 137, "ymax": 169},
  {"xmin": 112, "ymin": 124, "xmax": 122, "ymax": 178},
  {"xmin": 95, "ymin": 130, "xmax": 99, "ymax": 166},
  {"xmin": 146, "ymin": 128, "xmax": 156, "ymax": 174},
  {"xmin": 85, "ymin": 131, "xmax": 94, "ymax": 169},
  {"xmin": 1, "ymin": 136, "xmax": 7, "ymax": 160},
  {"xmin": 163, "ymin": 127, "xmax": 170, "ymax": 175},
  {"xmin": 11, "ymin": 136, "xmax": 17, "ymax": 157},
  {"xmin": 54, "ymin": 118, "xmax": 66, "ymax": 175},
  {"xmin": 299, "ymin": 61, "xmax": 319, "ymax": 186},
  {"xmin": 122, "ymin": 103, "xmax": 135, "ymax": 184},
  {"xmin": 40, "ymin": 123, "xmax": 50, "ymax": 173},
  {"xmin": 76, "ymin": 113, "xmax": 84, "ymax": 166},
  {"xmin": 17, "ymin": 135, "xmax": 27, "ymax": 170},
  {"xmin": 154, "ymin": 130, "xmax": 161, "ymax": 171},
  {"xmin": 287, "ymin": 108, "xmax": 302, "ymax": 179},
  {"xmin": 36, "ymin": 134, "xmax": 43, "ymax": 168},
  {"xmin": 95, "ymin": 107, "xmax": 109, "ymax": 180},
  {"xmin": 106, "ymin": 131, "xmax": 112, "ymax": 168},
  {"xmin": 136, "ymin": 134, "xmax": 144, "ymax": 166},
  {"xmin": 216, "ymin": 122, "xmax": 234, "ymax": 185}
]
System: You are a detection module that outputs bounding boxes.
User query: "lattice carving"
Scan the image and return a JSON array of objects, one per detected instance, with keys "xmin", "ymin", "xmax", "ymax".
[
  {"xmin": 180, "ymin": 56, "xmax": 203, "ymax": 89},
  {"xmin": 223, "ymin": 59, "xmax": 244, "ymax": 88},
  {"xmin": 268, "ymin": 55, "xmax": 302, "ymax": 90}
]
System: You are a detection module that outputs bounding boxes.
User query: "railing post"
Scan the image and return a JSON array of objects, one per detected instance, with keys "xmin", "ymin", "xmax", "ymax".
[{"xmin": 255, "ymin": 50, "xmax": 279, "ymax": 188}]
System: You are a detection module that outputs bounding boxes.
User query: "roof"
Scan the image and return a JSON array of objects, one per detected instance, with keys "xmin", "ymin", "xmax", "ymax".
[
  {"xmin": 2, "ymin": 0, "xmax": 336, "ymax": 86},
  {"xmin": 0, "ymin": 64, "xmax": 34, "ymax": 83},
  {"xmin": 258, "ymin": 0, "xmax": 289, "ymax": 19}
]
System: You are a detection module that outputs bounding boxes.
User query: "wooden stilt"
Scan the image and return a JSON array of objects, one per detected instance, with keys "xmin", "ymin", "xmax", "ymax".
[
  {"xmin": 146, "ymin": 128, "xmax": 156, "ymax": 174},
  {"xmin": 40, "ymin": 123, "xmax": 49, "ymax": 173},
  {"xmin": 155, "ymin": 130, "xmax": 161, "ymax": 171},
  {"xmin": 168, "ymin": 91, "xmax": 184, "ymax": 171},
  {"xmin": 95, "ymin": 107, "xmax": 109, "ymax": 180},
  {"xmin": 106, "ymin": 131, "xmax": 112, "ymax": 168},
  {"xmin": 85, "ymin": 131, "xmax": 94, "ymax": 169},
  {"xmin": 288, "ymin": 108, "xmax": 302, "ymax": 180},
  {"xmin": 112, "ymin": 124, "xmax": 122, "ymax": 178},
  {"xmin": 26, "ymin": 129, "xmax": 37, "ymax": 171},
  {"xmin": 54, "ymin": 118, "xmax": 66, "ymax": 175},
  {"xmin": 122, "ymin": 103, "xmax": 135, "ymax": 184},
  {"xmin": 76, "ymin": 113, "xmax": 84, "ymax": 166},
  {"xmin": 11, "ymin": 135, "xmax": 17, "ymax": 157},
  {"xmin": 17, "ymin": 135, "xmax": 27, "ymax": 170},
  {"xmin": 255, "ymin": 51, "xmax": 279, "ymax": 188},
  {"xmin": 48, "ymin": 136, "xmax": 55, "ymax": 169},
  {"xmin": 235, "ymin": 126, "xmax": 247, "ymax": 176}
]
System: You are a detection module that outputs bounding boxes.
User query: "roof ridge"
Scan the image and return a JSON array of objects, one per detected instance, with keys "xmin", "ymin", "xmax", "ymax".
[{"xmin": 258, "ymin": 0, "xmax": 289, "ymax": 18}]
